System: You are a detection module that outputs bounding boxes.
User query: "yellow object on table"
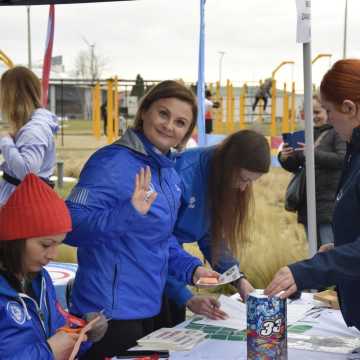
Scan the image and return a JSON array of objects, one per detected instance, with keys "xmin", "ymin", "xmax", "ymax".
[{"xmin": 313, "ymin": 290, "xmax": 340, "ymax": 309}]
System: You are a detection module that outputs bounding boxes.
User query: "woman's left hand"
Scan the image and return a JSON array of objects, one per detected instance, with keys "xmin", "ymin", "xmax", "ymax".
[
  {"xmin": 236, "ymin": 278, "xmax": 254, "ymax": 302},
  {"xmin": 192, "ymin": 266, "xmax": 219, "ymax": 285},
  {"xmin": 131, "ymin": 166, "xmax": 158, "ymax": 215},
  {"xmin": 264, "ymin": 266, "xmax": 297, "ymax": 299}
]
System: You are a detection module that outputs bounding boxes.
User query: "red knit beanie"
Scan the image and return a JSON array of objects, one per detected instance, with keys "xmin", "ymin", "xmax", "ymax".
[{"xmin": 0, "ymin": 173, "xmax": 72, "ymax": 240}]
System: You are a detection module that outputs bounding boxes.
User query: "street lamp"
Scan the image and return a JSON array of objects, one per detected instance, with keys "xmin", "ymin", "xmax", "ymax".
[
  {"xmin": 26, "ymin": 6, "xmax": 32, "ymax": 69},
  {"xmin": 343, "ymin": 0, "xmax": 348, "ymax": 59},
  {"xmin": 218, "ymin": 51, "xmax": 226, "ymax": 87},
  {"xmin": 82, "ymin": 37, "xmax": 95, "ymax": 81}
]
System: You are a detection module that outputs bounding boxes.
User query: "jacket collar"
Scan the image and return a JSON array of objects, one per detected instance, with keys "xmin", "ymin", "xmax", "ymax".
[{"xmin": 113, "ymin": 128, "xmax": 174, "ymax": 168}]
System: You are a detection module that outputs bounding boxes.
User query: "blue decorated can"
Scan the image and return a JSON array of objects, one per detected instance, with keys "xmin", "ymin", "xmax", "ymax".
[{"xmin": 247, "ymin": 289, "xmax": 287, "ymax": 360}]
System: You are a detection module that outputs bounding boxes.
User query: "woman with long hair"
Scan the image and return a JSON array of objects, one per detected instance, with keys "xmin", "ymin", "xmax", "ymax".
[
  {"xmin": 158, "ymin": 130, "xmax": 271, "ymax": 326},
  {"xmin": 0, "ymin": 66, "xmax": 58, "ymax": 205},
  {"xmin": 266, "ymin": 59, "xmax": 360, "ymax": 331}
]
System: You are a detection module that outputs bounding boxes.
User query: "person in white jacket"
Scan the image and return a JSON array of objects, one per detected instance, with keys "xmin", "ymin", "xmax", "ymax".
[{"xmin": 0, "ymin": 66, "xmax": 58, "ymax": 206}]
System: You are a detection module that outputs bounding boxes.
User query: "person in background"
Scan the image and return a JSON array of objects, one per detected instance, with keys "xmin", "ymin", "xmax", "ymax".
[
  {"xmin": 278, "ymin": 94, "xmax": 346, "ymax": 248},
  {"xmin": 155, "ymin": 130, "xmax": 271, "ymax": 328},
  {"xmin": 265, "ymin": 59, "xmax": 360, "ymax": 332},
  {"xmin": 252, "ymin": 78, "xmax": 272, "ymax": 113},
  {"xmin": 0, "ymin": 174, "xmax": 107, "ymax": 360},
  {"xmin": 0, "ymin": 66, "xmax": 59, "ymax": 206},
  {"xmin": 204, "ymin": 90, "xmax": 220, "ymax": 134},
  {"xmin": 65, "ymin": 80, "xmax": 216, "ymax": 359}
]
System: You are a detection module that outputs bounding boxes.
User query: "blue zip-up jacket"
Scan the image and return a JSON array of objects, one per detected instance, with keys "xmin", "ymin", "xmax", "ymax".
[
  {"xmin": 0, "ymin": 108, "xmax": 58, "ymax": 206},
  {"xmin": 165, "ymin": 147, "xmax": 239, "ymax": 306},
  {"xmin": 290, "ymin": 127, "xmax": 360, "ymax": 330},
  {"xmin": 65, "ymin": 129, "xmax": 202, "ymax": 320},
  {"xmin": 0, "ymin": 269, "xmax": 65, "ymax": 360}
]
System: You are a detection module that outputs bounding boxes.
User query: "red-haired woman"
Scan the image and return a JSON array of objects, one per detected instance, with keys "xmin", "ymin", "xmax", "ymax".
[{"xmin": 266, "ymin": 59, "xmax": 360, "ymax": 331}]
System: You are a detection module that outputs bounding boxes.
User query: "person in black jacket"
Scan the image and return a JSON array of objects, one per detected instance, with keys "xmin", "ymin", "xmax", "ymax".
[
  {"xmin": 278, "ymin": 94, "xmax": 346, "ymax": 248},
  {"xmin": 265, "ymin": 59, "xmax": 360, "ymax": 331}
]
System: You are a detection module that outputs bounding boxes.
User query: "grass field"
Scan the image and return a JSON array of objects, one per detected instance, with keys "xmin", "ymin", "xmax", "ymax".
[{"xmin": 54, "ymin": 120, "xmax": 308, "ymax": 289}]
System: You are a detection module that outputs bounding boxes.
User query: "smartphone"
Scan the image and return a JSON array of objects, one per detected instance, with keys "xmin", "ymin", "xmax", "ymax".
[{"xmin": 282, "ymin": 130, "xmax": 305, "ymax": 149}]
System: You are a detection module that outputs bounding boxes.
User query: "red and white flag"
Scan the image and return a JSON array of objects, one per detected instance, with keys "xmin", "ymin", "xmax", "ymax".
[{"xmin": 41, "ymin": 4, "xmax": 55, "ymax": 107}]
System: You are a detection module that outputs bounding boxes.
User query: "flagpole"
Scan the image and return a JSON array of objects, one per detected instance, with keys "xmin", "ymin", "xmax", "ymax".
[
  {"xmin": 27, "ymin": 6, "xmax": 32, "ymax": 69},
  {"xmin": 196, "ymin": 0, "xmax": 206, "ymax": 146},
  {"xmin": 42, "ymin": 4, "xmax": 55, "ymax": 107}
]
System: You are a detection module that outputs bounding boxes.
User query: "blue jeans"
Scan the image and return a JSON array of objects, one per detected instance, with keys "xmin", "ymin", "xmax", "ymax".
[
  {"xmin": 318, "ymin": 223, "xmax": 334, "ymax": 246},
  {"xmin": 305, "ymin": 223, "xmax": 334, "ymax": 248}
]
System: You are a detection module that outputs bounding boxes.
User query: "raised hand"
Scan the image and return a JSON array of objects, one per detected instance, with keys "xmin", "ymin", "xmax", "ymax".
[{"xmin": 131, "ymin": 166, "xmax": 158, "ymax": 215}]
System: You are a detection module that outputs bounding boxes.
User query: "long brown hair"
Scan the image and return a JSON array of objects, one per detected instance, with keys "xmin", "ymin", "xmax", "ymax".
[
  {"xmin": 320, "ymin": 59, "xmax": 360, "ymax": 107},
  {"xmin": 0, "ymin": 66, "xmax": 42, "ymax": 134},
  {"xmin": 0, "ymin": 239, "xmax": 26, "ymax": 292},
  {"xmin": 208, "ymin": 130, "xmax": 270, "ymax": 262},
  {"xmin": 133, "ymin": 80, "xmax": 197, "ymax": 149}
]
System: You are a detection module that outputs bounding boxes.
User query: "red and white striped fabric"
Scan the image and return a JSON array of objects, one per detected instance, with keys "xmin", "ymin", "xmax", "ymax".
[{"xmin": 41, "ymin": 4, "xmax": 55, "ymax": 107}]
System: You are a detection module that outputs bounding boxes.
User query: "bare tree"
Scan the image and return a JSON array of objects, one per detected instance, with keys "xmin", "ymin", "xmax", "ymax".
[{"xmin": 73, "ymin": 48, "xmax": 107, "ymax": 80}]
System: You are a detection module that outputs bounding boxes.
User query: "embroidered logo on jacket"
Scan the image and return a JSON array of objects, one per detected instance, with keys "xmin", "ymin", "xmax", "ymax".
[
  {"xmin": 6, "ymin": 301, "xmax": 26, "ymax": 325},
  {"xmin": 189, "ymin": 196, "xmax": 196, "ymax": 209}
]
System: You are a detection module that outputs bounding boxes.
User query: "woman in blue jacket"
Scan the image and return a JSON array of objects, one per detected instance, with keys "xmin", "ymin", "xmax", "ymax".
[
  {"xmin": 157, "ymin": 130, "xmax": 271, "ymax": 326},
  {"xmin": 0, "ymin": 174, "xmax": 106, "ymax": 360},
  {"xmin": 0, "ymin": 66, "xmax": 58, "ymax": 206},
  {"xmin": 65, "ymin": 81, "xmax": 215, "ymax": 359},
  {"xmin": 265, "ymin": 59, "xmax": 360, "ymax": 331}
]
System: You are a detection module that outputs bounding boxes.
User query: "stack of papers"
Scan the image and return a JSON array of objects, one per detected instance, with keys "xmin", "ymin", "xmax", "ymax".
[{"xmin": 137, "ymin": 328, "xmax": 207, "ymax": 351}]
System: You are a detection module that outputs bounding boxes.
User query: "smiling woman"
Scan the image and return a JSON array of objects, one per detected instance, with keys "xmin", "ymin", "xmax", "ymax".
[{"xmin": 64, "ymin": 80, "xmax": 216, "ymax": 359}]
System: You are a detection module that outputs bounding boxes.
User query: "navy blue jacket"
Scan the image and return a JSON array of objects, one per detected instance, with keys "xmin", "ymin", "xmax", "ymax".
[
  {"xmin": 290, "ymin": 127, "xmax": 360, "ymax": 330},
  {"xmin": 65, "ymin": 130, "xmax": 202, "ymax": 320}
]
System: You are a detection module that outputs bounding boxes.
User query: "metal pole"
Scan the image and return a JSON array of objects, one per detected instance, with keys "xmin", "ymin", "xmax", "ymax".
[
  {"xmin": 303, "ymin": 42, "xmax": 317, "ymax": 256},
  {"xmin": 61, "ymin": 80, "xmax": 64, "ymax": 147},
  {"xmin": 218, "ymin": 51, "xmax": 225, "ymax": 87},
  {"xmin": 57, "ymin": 161, "xmax": 64, "ymax": 188},
  {"xmin": 343, "ymin": 0, "xmax": 348, "ymax": 59},
  {"xmin": 91, "ymin": 44, "xmax": 95, "ymax": 82},
  {"xmin": 27, "ymin": 6, "xmax": 32, "ymax": 69}
]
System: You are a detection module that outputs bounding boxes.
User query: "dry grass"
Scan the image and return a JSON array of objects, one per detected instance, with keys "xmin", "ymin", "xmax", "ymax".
[{"xmin": 55, "ymin": 129, "xmax": 309, "ymax": 289}]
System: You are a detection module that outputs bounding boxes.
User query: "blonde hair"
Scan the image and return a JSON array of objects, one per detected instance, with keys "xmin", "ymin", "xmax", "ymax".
[
  {"xmin": 133, "ymin": 80, "xmax": 197, "ymax": 149},
  {"xmin": 0, "ymin": 66, "xmax": 42, "ymax": 134}
]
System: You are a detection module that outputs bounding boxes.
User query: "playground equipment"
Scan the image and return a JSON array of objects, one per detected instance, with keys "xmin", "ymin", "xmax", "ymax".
[
  {"xmin": 92, "ymin": 77, "xmax": 121, "ymax": 144},
  {"xmin": 211, "ymin": 78, "xmax": 298, "ymax": 136},
  {"xmin": 0, "ymin": 50, "xmax": 14, "ymax": 68},
  {"xmin": 271, "ymin": 61, "xmax": 295, "ymax": 136}
]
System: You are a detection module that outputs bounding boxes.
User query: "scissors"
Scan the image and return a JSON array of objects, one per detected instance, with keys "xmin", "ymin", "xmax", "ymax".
[{"xmin": 56, "ymin": 301, "xmax": 87, "ymax": 334}]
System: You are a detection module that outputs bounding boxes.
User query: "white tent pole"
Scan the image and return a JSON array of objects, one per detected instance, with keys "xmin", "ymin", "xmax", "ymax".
[{"xmin": 303, "ymin": 41, "xmax": 317, "ymax": 257}]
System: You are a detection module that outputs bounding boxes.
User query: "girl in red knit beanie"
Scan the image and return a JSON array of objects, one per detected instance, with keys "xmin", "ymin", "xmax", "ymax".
[{"xmin": 0, "ymin": 173, "xmax": 107, "ymax": 360}]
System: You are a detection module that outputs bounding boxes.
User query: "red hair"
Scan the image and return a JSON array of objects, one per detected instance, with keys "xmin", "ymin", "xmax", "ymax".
[{"xmin": 320, "ymin": 59, "xmax": 360, "ymax": 107}]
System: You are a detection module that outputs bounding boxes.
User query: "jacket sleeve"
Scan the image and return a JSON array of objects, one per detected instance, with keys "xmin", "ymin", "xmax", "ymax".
[
  {"xmin": 0, "ymin": 124, "xmax": 52, "ymax": 180},
  {"xmin": 65, "ymin": 152, "xmax": 144, "ymax": 247},
  {"xmin": 164, "ymin": 275, "xmax": 193, "ymax": 306},
  {"xmin": 197, "ymin": 234, "xmax": 239, "ymax": 274},
  {"xmin": 289, "ymin": 237, "xmax": 360, "ymax": 290},
  {"xmin": 0, "ymin": 306, "xmax": 55, "ymax": 360},
  {"xmin": 278, "ymin": 151, "xmax": 304, "ymax": 173},
  {"xmin": 314, "ymin": 132, "xmax": 346, "ymax": 169},
  {"xmin": 167, "ymin": 235, "xmax": 202, "ymax": 285}
]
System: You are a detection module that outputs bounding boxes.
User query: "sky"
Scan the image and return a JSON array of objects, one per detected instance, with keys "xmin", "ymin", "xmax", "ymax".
[{"xmin": 0, "ymin": 0, "xmax": 359, "ymax": 91}]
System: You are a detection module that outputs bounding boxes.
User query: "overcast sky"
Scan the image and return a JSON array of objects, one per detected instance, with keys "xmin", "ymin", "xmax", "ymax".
[{"xmin": 0, "ymin": 0, "xmax": 359, "ymax": 90}]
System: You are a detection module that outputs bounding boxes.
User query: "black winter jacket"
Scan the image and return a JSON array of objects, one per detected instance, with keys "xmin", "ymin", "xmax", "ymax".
[
  {"xmin": 289, "ymin": 126, "xmax": 360, "ymax": 330},
  {"xmin": 279, "ymin": 124, "xmax": 346, "ymax": 224}
]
